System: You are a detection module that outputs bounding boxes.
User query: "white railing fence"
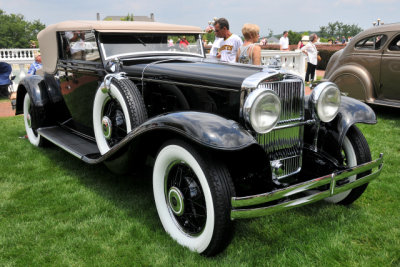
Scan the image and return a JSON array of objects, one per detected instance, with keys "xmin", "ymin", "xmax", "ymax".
[{"xmin": 0, "ymin": 48, "xmax": 39, "ymax": 92}]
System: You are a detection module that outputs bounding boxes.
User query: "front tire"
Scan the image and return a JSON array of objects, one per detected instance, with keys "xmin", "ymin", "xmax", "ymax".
[
  {"xmin": 153, "ymin": 140, "xmax": 235, "ymax": 256},
  {"xmin": 23, "ymin": 93, "xmax": 45, "ymax": 147},
  {"xmin": 325, "ymin": 126, "xmax": 372, "ymax": 205}
]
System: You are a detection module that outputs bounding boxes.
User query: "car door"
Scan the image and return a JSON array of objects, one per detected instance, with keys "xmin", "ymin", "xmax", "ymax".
[
  {"xmin": 57, "ymin": 31, "xmax": 103, "ymax": 137},
  {"xmin": 380, "ymin": 33, "xmax": 400, "ymax": 101}
]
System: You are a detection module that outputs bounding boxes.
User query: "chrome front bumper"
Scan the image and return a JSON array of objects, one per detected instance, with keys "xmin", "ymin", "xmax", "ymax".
[{"xmin": 231, "ymin": 153, "xmax": 384, "ymax": 219}]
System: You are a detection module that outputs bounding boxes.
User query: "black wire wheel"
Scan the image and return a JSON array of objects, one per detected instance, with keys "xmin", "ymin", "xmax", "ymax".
[
  {"xmin": 93, "ymin": 79, "xmax": 147, "ymax": 155},
  {"xmin": 153, "ymin": 140, "xmax": 235, "ymax": 256},
  {"xmin": 325, "ymin": 126, "xmax": 372, "ymax": 205}
]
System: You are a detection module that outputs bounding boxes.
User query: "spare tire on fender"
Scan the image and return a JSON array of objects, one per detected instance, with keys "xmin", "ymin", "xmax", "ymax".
[{"xmin": 93, "ymin": 78, "xmax": 147, "ymax": 155}]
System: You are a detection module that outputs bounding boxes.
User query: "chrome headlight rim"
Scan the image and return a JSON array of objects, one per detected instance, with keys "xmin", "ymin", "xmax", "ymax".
[
  {"xmin": 243, "ymin": 88, "xmax": 281, "ymax": 134},
  {"xmin": 310, "ymin": 82, "xmax": 341, "ymax": 122}
]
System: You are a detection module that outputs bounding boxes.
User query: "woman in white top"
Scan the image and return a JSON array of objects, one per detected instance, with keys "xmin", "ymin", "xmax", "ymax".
[
  {"xmin": 236, "ymin": 23, "xmax": 261, "ymax": 65},
  {"xmin": 301, "ymin": 33, "xmax": 319, "ymax": 84}
]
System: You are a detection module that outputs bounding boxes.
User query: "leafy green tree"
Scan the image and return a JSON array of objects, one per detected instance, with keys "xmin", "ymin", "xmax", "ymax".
[
  {"xmin": 121, "ymin": 13, "xmax": 134, "ymax": 21},
  {"xmin": 288, "ymin": 30, "xmax": 302, "ymax": 45},
  {"xmin": 318, "ymin": 21, "xmax": 363, "ymax": 39},
  {"xmin": 203, "ymin": 32, "xmax": 215, "ymax": 44},
  {"xmin": 0, "ymin": 9, "xmax": 45, "ymax": 48}
]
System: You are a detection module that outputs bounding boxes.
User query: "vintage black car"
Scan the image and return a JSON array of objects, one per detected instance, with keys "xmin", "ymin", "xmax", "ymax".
[{"xmin": 16, "ymin": 21, "xmax": 383, "ymax": 256}]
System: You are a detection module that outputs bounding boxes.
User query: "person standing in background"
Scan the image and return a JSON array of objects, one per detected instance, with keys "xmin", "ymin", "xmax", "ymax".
[
  {"xmin": 214, "ymin": 18, "xmax": 243, "ymax": 62},
  {"xmin": 27, "ymin": 54, "xmax": 43, "ymax": 75},
  {"xmin": 301, "ymin": 33, "xmax": 319, "ymax": 84},
  {"xmin": 236, "ymin": 23, "xmax": 261, "ymax": 65},
  {"xmin": 279, "ymin": 31, "xmax": 289, "ymax": 51}
]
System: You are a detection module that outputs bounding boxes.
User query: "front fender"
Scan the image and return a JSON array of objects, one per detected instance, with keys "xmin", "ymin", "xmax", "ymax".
[
  {"xmin": 333, "ymin": 96, "xmax": 376, "ymax": 147},
  {"xmin": 84, "ymin": 111, "xmax": 258, "ymax": 166},
  {"xmin": 134, "ymin": 111, "xmax": 257, "ymax": 150},
  {"xmin": 16, "ymin": 75, "xmax": 49, "ymax": 115}
]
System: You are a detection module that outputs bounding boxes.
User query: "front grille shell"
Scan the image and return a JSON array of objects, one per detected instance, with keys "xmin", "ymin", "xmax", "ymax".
[{"xmin": 241, "ymin": 73, "xmax": 305, "ymax": 179}]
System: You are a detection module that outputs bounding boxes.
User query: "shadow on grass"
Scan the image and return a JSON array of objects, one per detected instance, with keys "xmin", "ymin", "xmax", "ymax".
[
  {"xmin": 39, "ymin": 145, "xmax": 159, "ymax": 228},
  {"xmin": 370, "ymin": 104, "xmax": 400, "ymax": 122}
]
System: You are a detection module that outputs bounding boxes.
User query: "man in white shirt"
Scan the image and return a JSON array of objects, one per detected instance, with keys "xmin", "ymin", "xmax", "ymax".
[
  {"xmin": 209, "ymin": 37, "xmax": 223, "ymax": 60},
  {"xmin": 279, "ymin": 31, "xmax": 289, "ymax": 51},
  {"xmin": 214, "ymin": 18, "xmax": 243, "ymax": 63}
]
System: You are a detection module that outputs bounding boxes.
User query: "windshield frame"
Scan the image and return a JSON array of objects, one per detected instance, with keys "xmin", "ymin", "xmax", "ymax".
[{"xmin": 99, "ymin": 32, "xmax": 205, "ymax": 60}]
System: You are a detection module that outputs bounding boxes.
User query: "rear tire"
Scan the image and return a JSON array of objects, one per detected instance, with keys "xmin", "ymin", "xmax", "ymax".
[
  {"xmin": 153, "ymin": 140, "xmax": 235, "ymax": 256},
  {"xmin": 23, "ymin": 93, "xmax": 45, "ymax": 147},
  {"xmin": 325, "ymin": 126, "xmax": 372, "ymax": 205}
]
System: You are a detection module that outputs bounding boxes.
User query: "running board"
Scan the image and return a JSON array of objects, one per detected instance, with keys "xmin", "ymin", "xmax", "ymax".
[
  {"xmin": 38, "ymin": 126, "xmax": 101, "ymax": 160},
  {"xmin": 372, "ymin": 99, "xmax": 400, "ymax": 108}
]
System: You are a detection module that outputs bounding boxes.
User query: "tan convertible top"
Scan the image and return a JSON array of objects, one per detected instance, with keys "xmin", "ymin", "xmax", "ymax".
[{"xmin": 38, "ymin": 20, "xmax": 203, "ymax": 73}]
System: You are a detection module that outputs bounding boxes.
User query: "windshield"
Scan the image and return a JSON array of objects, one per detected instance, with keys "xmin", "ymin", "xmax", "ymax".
[{"xmin": 99, "ymin": 33, "xmax": 204, "ymax": 59}]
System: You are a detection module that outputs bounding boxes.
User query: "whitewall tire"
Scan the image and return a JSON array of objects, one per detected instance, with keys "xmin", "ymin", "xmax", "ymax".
[
  {"xmin": 23, "ymin": 93, "xmax": 44, "ymax": 147},
  {"xmin": 153, "ymin": 140, "xmax": 234, "ymax": 256},
  {"xmin": 325, "ymin": 126, "xmax": 372, "ymax": 205},
  {"xmin": 93, "ymin": 79, "xmax": 147, "ymax": 155}
]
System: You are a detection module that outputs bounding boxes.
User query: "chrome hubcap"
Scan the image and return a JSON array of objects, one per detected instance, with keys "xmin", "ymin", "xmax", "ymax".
[
  {"xmin": 168, "ymin": 186, "xmax": 185, "ymax": 216},
  {"xmin": 102, "ymin": 116, "xmax": 112, "ymax": 139}
]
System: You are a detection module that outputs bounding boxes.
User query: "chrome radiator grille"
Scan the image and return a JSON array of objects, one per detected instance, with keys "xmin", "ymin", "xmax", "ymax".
[{"xmin": 257, "ymin": 78, "xmax": 305, "ymax": 179}]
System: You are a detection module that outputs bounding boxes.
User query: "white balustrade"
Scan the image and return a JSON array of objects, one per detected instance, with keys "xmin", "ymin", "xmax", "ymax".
[{"xmin": 0, "ymin": 48, "xmax": 39, "ymax": 92}]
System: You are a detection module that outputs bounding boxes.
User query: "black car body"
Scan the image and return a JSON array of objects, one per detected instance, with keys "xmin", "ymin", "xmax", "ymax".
[{"xmin": 16, "ymin": 21, "xmax": 383, "ymax": 256}]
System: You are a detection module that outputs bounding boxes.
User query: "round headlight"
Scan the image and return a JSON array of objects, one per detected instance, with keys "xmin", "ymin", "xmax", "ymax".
[
  {"xmin": 243, "ymin": 88, "xmax": 281, "ymax": 134},
  {"xmin": 311, "ymin": 82, "xmax": 341, "ymax": 122}
]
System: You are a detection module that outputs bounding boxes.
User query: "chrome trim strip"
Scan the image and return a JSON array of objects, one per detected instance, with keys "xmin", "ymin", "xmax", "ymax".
[
  {"xmin": 274, "ymin": 119, "xmax": 315, "ymax": 130},
  {"xmin": 230, "ymin": 153, "xmax": 383, "ymax": 219},
  {"xmin": 127, "ymin": 76, "xmax": 238, "ymax": 93},
  {"xmin": 241, "ymin": 70, "xmax": 281, "ymax": 90}
]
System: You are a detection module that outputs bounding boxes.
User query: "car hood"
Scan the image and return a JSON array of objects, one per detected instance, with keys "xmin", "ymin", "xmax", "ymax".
[{"xmin": 121, "ymin": 58, "xmax": 264, "ymax": 90}]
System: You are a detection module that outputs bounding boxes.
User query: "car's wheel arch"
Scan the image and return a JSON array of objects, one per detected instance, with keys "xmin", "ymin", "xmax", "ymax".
[
  {"xmin": 15, "ymin": 76, "xmax": 50, "ymax": 115},
  {"xmin": 328, "ymin": 64, "xmax": 375, "ymax": 102}
]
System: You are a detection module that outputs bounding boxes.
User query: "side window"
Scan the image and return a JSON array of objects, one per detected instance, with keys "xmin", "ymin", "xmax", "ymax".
[
  {"xmin": 389, "ymin": 35, "xmax": 400, "ymax": 51},
  {"xmin": 60, "ymin": 31, "xmax": 100, "ymax": 61},
  {"xmin": 355, "ymin": 34, "xmax": 387, "ymax": 50}
]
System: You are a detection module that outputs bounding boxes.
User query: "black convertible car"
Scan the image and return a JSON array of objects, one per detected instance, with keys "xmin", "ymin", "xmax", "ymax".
[{"xmin": 16, "ymin": 21, "xmax": 383, "ymax": 256}]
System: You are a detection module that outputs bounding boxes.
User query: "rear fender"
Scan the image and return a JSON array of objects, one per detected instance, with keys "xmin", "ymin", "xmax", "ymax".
[
  {"xmin": 16, "ymin": 75, "xmax": 49, "ymax": 115},
  {"xmin": 328, "ymin": 64, "xmax": 375, "ymax": 102}
]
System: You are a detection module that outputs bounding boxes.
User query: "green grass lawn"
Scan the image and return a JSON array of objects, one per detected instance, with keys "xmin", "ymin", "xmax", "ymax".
[{"xmin": 0, "ymin": 107, "xmax": 399, "ymax": 266}]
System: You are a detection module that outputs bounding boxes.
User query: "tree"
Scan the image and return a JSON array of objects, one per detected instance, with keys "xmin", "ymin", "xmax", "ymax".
[
  {"xmin": 0, "ymin": 9, "xmax": 45, "ymax": 48},
  {"xmin": 318, "ymin": 21, "xmax": 363, "ymax": 39},
  {"xmin": 288, "ymin": 30, "xmax": 302, "ymax": 45},
  {"xmin": 121, "ymin": 13, "xmax": 134, "ymax": 21}
]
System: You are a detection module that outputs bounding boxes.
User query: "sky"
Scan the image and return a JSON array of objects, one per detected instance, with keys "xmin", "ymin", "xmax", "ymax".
[{"xmin": 0, "ymin": 0, "xmax": 398, "ymax": 37}]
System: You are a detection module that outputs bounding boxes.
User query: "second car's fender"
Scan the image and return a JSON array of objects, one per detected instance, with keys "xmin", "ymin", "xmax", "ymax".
[{"xmin": 327, "ymin": 64, "xmax": 375, "ymax": 103}]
